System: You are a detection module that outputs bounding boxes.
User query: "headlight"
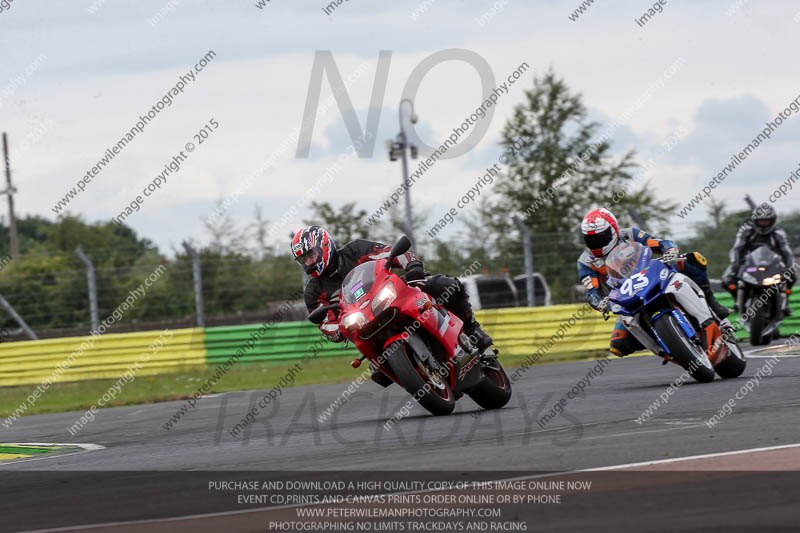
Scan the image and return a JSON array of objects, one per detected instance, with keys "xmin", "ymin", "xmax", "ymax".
[
  {"xmin": 763, "ymin": 274, "xmax": 782, "ymax": 286},
  {"xmin": 341, "ymin": 312, "xmax": 367, "ymax": 331},
  {"xmin": 371, "ymin": 281, "xmax": 397, "ymax": 315}
]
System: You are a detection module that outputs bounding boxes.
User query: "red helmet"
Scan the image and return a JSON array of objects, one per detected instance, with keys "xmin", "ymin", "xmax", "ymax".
[
  {"xmin": 291, "ymin": 226, "xmax": 335, "ymax": 277},
  {"xmin": 581, "ymin": 208, "xmax": 620, "ymax": 258}
]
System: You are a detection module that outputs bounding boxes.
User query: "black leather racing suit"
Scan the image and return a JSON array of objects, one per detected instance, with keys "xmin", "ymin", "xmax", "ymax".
[{"xmin": 725, "ymin": 223, "xmax": 796, "ymax": 291}]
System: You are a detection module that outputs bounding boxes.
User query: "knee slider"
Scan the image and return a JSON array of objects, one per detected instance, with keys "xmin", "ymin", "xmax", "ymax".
[{"xmin": 610, "ymin": 329, "xmax": 635, "ymax": 356}]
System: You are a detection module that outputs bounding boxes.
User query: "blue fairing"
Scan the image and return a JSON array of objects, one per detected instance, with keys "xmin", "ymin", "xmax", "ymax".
[{"xmin": 608, "ymin": 258, "xmax": 673, "ymax": 316}]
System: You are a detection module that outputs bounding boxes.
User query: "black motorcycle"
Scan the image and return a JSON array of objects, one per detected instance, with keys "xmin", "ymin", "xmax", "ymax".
[{"xmin": 736, "ymin": 245, "xmax": 787, "ymax": 345}]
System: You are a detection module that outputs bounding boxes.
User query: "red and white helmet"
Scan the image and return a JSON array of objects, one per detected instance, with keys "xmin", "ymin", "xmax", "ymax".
[
  {"xmin": 581, "ymin": 208, "xmax": 620, "ymax": 258},
  {"xmin": 291, "ymin": 226, "xmax": 335, "ymax": 277}
]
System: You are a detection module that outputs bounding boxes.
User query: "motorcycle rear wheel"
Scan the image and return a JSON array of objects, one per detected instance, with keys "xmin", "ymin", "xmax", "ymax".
[
  {"xmin": 385, "ymin": 341, "xmax": 455, "ymax": 416},
  {"xmin": 715, "ymin": 350, "xmax": 747, "ymax": 379},
  {"xmin": 653, "ymin": 313, "xmax": 715, "ymax": 383},
  {"xmin": 467, "ymin": 359, "xmax": 512, "ymax": 410}
]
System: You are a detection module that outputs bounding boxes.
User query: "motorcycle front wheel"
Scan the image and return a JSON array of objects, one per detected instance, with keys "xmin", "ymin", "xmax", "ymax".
[
  {"xmin": 385, "ymin": 341, "xmax": 455, "ymax": 416},
  {"xmin": 749, "ymin": 305, "xmax": 769, "ymax": 346},
  {"xmin": 653, "ymin": 313, "xmax": 716, "ymax": 383}
]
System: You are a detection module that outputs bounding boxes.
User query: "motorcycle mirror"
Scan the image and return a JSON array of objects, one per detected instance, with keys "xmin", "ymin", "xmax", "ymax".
[
  {"xmin": 308, "ymin": 303, "xmax": 339, "ymax": 324},
  {"xmin": 385, "ymin": 235, "xmax": 412, "ymax": 270}
]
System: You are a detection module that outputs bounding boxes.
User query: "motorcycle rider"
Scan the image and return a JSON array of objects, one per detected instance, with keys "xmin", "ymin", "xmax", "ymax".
[
  {"xmin": 293, "ymin": 225, "xmax": 493, "ymax": 385},
  {"xmin": 723, "ymin": 204, "xmax": 796, "ymax": 316},
  {"xmin": 578, "ymin": 208, "xmax": 731, "ymax": 357}
]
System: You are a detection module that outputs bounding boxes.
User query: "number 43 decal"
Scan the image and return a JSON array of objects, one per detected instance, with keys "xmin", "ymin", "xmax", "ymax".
[{"xmin": 621, "ymin": 273, "xmax": 649, "ymax": 296}]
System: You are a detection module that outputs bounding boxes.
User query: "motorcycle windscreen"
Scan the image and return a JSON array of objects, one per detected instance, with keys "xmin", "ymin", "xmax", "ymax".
[
  {"xmin": 744, "ymin": 245, "xmax": 783, "ymax": 269},
  {"xmin": 342, "ymin": 262, "xmax": 377, "ymax": 304},
  {"xmin": 606, "ymin": 242, "xmax": 656, "ymax": 314},
  {"xmin": 606, "ymin": 241, "xmax": 652, "ymax": 280}
]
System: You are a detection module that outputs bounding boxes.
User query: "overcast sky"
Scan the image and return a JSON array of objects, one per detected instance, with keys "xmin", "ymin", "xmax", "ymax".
[{"xmin": 2, "ymin": 0, "xmax": 799, "ymax": 253}]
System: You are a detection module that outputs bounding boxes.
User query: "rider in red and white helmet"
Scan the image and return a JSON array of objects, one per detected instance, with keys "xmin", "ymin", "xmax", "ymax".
[
  {"xmin": 580, "ymin": 208, "xmax": 621, "ymax": 259},
  {"xmin": 577, "ymin": 208, "xmax": 730, "ymax": 357}
]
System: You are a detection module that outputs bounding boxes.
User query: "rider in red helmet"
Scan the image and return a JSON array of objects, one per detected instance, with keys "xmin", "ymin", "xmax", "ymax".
[
  {"xmin": 292, "ymin": 226, "xmax": 493, "ymax": 385},
  {"xmin": 578, "ymin": 208, "xmax": 730, "ymax": 357}
]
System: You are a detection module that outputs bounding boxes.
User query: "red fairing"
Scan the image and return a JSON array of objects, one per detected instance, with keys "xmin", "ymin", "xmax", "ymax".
[{"xmin": 338, "ymin": 260, "xmax": 463, "ymax": 389}]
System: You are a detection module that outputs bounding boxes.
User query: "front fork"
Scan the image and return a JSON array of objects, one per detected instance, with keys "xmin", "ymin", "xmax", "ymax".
[{"xmin": 621, "ymin": 314, "xmax": 668, "ymax": 358}]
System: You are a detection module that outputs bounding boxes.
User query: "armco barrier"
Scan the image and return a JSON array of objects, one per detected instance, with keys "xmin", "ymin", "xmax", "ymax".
[
  {"xmin": 202, "ymin": 306, "xmax": 614, "ymax": 367},
  {"xmin": 0, "ymin": 328, "xmax": 206, "ymax": 387},
  {"xmin": 0, "ymin": 306, "xmax": 612, "ymax": 388},
  {"xmin": 5, "ymin": 293, "xmax": 793, "ymax": 388},
  {"xmin": 476, "ymin": 305, "xmax": 614, "ymax": 357},
  {"xmin": 203, "ymin": 322, "xmax": 357, "ymax": 365}
]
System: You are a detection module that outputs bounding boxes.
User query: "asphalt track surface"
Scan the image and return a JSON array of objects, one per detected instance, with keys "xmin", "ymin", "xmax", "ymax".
[{"xmin": 2, "ymin": 341, "xmax": 800, "ymax": 532}]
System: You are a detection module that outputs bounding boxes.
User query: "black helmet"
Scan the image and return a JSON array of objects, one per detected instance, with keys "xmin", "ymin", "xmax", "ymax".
[{"xmin": 752, "ymin": 204, "xmax": 777, "ymax": 235}]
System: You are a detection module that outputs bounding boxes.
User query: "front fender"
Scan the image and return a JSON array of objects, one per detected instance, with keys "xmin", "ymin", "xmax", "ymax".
[{"xmin": 382, "ymin": 331, "xmax": 436, "ymax": 368}]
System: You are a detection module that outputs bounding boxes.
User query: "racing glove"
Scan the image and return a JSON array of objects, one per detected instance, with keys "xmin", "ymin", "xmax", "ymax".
[
  {"xmin": 404, "ymin": 265, "xmax": 427, "ymax": 282},
  {"xmin": 587, "ymin": 290, "xmax": 608, "ymax": 312},
  {"xmin": 320, "ymin": 313, "xmax": 343, "ymax": 343},
  {"xmin": 661, "ymin": 247, "xmax": 679, "ymax": 264}
]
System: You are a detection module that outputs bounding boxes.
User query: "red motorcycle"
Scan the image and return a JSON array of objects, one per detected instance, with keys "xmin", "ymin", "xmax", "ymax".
[{"xmin": 309, "ymin": 236, "xmax": 512, "ymax": 416}]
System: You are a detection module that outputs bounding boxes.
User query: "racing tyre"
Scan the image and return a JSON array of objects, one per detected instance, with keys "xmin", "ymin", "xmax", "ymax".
[
  {"xmin": 749, "ymin": 306, "xmax": 769, "ymax": 346},
  {"xmin": 385, "ymin": 341, "xmax": 455, "ymax": 416},
  {"xmin": 715, "ymin": 351, "xmax": 747, "ymax": 379},
  {"xmin": 467, "ymin": 359, "xmax": 512, "ymax": 410},
  {"xmin": 716, "ymin": 329, "xmax": 747, "ymax": 379},
  {"xmin": 653, "ymin": 313, "xmax": 715, "ymax": 383}
]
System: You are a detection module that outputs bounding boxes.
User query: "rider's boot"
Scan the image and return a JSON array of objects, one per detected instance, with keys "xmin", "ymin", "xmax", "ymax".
[
  {"xmin": 463, "ymin": 315, "xmax": 494, "ymax": 353},
  {"xmin": 438, "ymin": 277, "xmax": 494, "ymax": 353},
  {"xmin": 700, "ymin": 282, "xmax": 731, "ymax": 319}
]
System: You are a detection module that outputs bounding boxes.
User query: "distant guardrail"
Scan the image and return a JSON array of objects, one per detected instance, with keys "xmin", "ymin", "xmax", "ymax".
[{"xmin": 3, "ymin": 296, "xmax": 793, "ymax": 387}]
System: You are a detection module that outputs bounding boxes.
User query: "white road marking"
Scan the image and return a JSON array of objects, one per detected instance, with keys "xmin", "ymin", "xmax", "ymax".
[
  {"xmin": 1, "ymin": 442, "xmax": 104, "ymax": 449},
  {"xmin": 747, "ymin": 354, "xmax": 800, "ymax": 358},
  {"xmin": 579, "ymin": 423, "xmax": 705, "ymax": 441},
  {"xmin": 580, "ymin": 441, "xmax": 800, "ymax": 471},
  {"xmin": 21, "ymin": 442, "xmax": 800, "ymax": 532},
  {"xmin": 0, "ymin": 443, "xmax": 105, "ymax": 468}
]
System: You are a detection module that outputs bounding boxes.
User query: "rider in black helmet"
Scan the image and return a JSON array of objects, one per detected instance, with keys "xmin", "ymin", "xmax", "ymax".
[{"xmin": 723, "ymin": 204, "xmax": 796, "ymax": 316}]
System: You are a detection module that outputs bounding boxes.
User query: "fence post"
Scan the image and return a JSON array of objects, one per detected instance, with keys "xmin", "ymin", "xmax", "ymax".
[
  {"xmin": 182, "ymin": 241, "xmax": 205, "ymax": 327},
  {"xmin": 0, "ymin": 293, "xmax": 38, "ymax": 340},
  {"xmin": 74, "ymin": 246, "xmax": 99, "ymax": 332},
  {"xmin": 513, "ymin": 215, "xmax": 535, "ymax": 307}
]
